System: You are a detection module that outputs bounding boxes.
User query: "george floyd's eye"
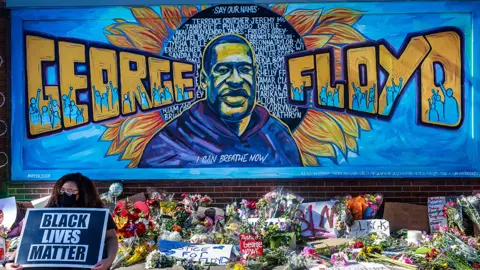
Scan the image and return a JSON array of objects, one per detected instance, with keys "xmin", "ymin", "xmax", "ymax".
[
  {"xmin": 215, "ymin": 65, "xmax": 230, "ymax": 75},
  {"xmin": 239, "ymin": 65, "xmax": 252, "ymax": 75}
]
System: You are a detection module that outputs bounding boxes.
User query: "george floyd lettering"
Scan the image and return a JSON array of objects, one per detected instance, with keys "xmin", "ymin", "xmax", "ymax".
[{"xmin": 16, "ymin": 209, "xmax": 108, "ymax": 268}]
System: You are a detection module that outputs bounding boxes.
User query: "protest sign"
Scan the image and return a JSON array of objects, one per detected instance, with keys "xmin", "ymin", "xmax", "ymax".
[
  {"xmin": 428, "ymin": 197, "xmax": 448, "ymax": 232},
  {"xmin": 0, "ymin": 197, "xmax": 17, "ymax": 229},
  {"xmin": 383, "ymin": 203, "xmax": 429, "ymax": 233},
  {"xmin": 239, "ymin": 234, "xmax": 263, "ymax": 258},
  {"xmin": 298, "ymin": 201, "xmax": 338, "ymax": 238},
  {"xmin": 159, "ymin": 240, "xmax": 232, "ymax": 265},
  {"xmin": 15, "ymin": 208, "xmax": 109, "ymax": 268},
  {"xmin": 349, "ymin": 219, "xmax": 390, "ymax": 237}
]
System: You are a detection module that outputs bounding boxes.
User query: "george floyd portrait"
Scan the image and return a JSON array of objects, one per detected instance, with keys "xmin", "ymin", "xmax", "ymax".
[{"xmin": 138, "ymin": 34, "xmax": 303, "ymax": 168}]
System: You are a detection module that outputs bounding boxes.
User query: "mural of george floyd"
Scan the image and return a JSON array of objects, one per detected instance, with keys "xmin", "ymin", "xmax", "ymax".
[{"xmin": 2, "ymin": 1, "xmax": 480, "ymax": 204}]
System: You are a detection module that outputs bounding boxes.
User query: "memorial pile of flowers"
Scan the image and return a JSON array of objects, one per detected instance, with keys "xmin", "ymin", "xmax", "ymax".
[{"xmin": 101, "ymin": 186, "xmax": 480, "ymax": 270}]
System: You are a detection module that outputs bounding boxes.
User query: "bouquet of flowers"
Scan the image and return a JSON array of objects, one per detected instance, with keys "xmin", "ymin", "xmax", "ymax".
[
  {"xmin": 363, "ymin": 194, "xmax": 383, "ymax": 219},
  {"xmin": 180, "ymin": 193, "xmax": 213, "ymax": 212},
  {"xmin": 445, "ymin": 201, "xmax": 465, "ymax": 232},
  {"xmin": 457, "ymin": 195, "xmax": 480, "ymax": 230},
  {"xmin": 257, "ymin": 187, "xmax": 304, "ymax": 219}
]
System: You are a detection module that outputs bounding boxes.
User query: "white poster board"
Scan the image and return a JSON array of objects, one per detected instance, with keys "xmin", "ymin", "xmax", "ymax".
[
  {"xmin": 31, "ymin": 196, "xmax": 51, "ymax": 208},
  {"xmin": 0, "ymin": 197, "xmax": 17, "ymax": 229},
  {"xmin": 349, "ymin": 219, "xmax": 390, "ymax": 237},
  {"xmin": 159, "ymin": 240, "xmax": 232, "ymax": 265},
  {"xmin": 298, "ymin": 200, "xmax": 337, "ymax": 238},
  {"xmin": 428, "ymin": 197, "xmax": 447, "ymax": 232}
]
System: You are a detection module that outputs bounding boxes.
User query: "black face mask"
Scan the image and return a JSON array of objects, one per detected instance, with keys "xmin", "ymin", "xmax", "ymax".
[{"xmin": 60, "ymin": 193, "xmax": 77, "ymax": 207}]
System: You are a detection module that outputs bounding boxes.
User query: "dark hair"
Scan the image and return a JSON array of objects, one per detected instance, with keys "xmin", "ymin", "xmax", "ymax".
[
  {"xmin": 202, "ymin": 34, "xmax": 254, "ymax": 72},
  {"xmin": 46, "ymin": 173, "xmax": 105, "ymax": 208}
]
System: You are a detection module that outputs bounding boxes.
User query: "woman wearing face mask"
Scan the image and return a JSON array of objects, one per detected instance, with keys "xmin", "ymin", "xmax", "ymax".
[{"xmin": 4, "ymin": 173, "xmax": 118, "ymax": 270}]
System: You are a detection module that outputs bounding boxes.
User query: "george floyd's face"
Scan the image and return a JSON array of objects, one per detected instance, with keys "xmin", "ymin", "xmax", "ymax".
[{"xmin": 202, "ymin": 42, "xmax": 256, "ymax": 121}]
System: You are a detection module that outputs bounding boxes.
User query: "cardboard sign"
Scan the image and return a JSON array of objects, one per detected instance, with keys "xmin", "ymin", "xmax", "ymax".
[
  {"xmin": 0, "ymin": 197, "xmax": 17, "ymax": 229},
  {"xmin": 159, "ymin": 240, "xmax": 232, "ymax": 265},
  {"xmin": 15, "ymin": 208, "xmax": 109, "ymax": 268},
  {"xmin": 298, "ymin": 201, "xmax": 338, "ymax": 238},
  {"xmin": 428, "ymin": 197, "xmax": 448, "ymax": 232},
  {"xmin": 349, "ymin": 219, "xmax": 390, "ymax": 237},
  {"xmin": 383, "ymin": 202, "xmax": 429, "ymax": 233},
  {"xmin": 239, "ymin": 234, "xmax": 263, "ymax": 258}
]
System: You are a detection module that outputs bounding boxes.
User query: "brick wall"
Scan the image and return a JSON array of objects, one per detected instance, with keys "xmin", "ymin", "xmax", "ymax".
[
  {"xmin": 0, "ymin": 6, "xmax": 478, "ymax": 205},
  {"xmin": 6, "ymin": 179, "xmax": 480, "ymax": 207}
]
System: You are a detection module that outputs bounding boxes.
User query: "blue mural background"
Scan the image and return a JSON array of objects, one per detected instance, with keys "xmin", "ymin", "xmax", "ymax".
[{"xmin": 10, "ymin": 1, "xmax": 480, "ymax": 180}]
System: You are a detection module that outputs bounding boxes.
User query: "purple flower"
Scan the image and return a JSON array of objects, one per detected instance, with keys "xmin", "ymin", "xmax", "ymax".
[
  {"xmin": 331, "ymin": 252, "xmax": 348, "ymax": 266},
  {"xmin": 468, "ymin": 237, "xmax": 478, "ymax": 249},
  {"xmin": 301, "ymin": 247, "xmax": 316, "ymax": 258}
]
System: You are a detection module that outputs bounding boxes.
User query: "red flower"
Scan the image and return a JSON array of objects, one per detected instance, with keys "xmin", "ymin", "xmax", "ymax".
[
  {"xmin": 120, "ymin": 210, "xmax": 129, "ymax": 217},
  {"xmin": 203, "ymin": 197, "xmax": 211, "ymax": 203},
  {"xmin": 181, "ymin": 193, "xmax": 187, "ymax": 198},
  {"xmin": 136, "ymin": 223, "xmax": 146, "ymax": 236},
  {"xmin": 234, "ymin": 206, "xmax": 238, "ymax": 212},
  {"xmin": 246, "ymin": 201, "xmax": 257, "ymax": 209},
  {"xmin": 133, "ymin": 212, "xmax": 139, "ymax": 219},
  {"xmin": 146, "ymin": 199, "xmax": 158, "ymax": 207},
  {"xmin": 353, "ymin": 241, "xmax": 364, "ymax": 248},
  {"xmin": 472, "ymin": 263, "xmax": 480, "ymax": 269}
]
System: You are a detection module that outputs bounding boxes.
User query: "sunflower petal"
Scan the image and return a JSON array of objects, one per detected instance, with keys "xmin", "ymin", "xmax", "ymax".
[
  {"xmin": 107, "ymin": 137, "xmax": 132, "ymax": 156},
  {"xmin": 105, "ymin": 23, "xmax": 123, "ymax": 35},
  {"xmin": 113, "ymin": 23, "xmax": 163, "ymax": 54},
  {"xmin": 345, "ymin": 134, "xmax": 358, "ymax": 153},
  {"xmin": 119, "ymin": 112, "xmax": 165, "ymax": 142},
  {"xmin": 121, "ymin": 136, "xmax": 151, "ymax": 160},
  {"xmin": 270, "ymin": 4, "xmax": 288, "ymax": 15},
  {"xmin": 303, "ymin": 34, "xmax": 332, "ymax": 49},
  {"xmin": 319, "ymin": 8, "xmax": 364, "ymax": 25},
  {"xmin": 130, "ymin": 7, "xmax": 168, "ymax": 40},
  {"xmin": 105, "ymin": 33, "xmax": 135, "ymax": 49},
  {"xmin": 114, "ymin": 18, "xmax": 127, "ymax": 23},
  {"xmin": 293, "ymin": 129, "xmax": 337, "ymax": 160},
  {"xmin": 104, "ymin": 117, "xmax": 127, "ymax": 128},
  {"xmin": 161, "ymin": 6, "xmax": 182, "ymax": 30},
  {"xmin": 285, "ymin": 9, "xmax": 323, "ymax": 36},
  {"xmin": 312, "ymin": 23, "xmax": 365, "ymax": 44},
  {"xmin": 296, "ymin": 110, "xmax": 347, "ymax": 157},
  {"xmin": 356, "ymin": 117, "xmax": 372, "ymax": 131},
  {"xmin": 101, "ymin": 126, "xmax": 119, "ymax": 141},
  {"xmin": 181, "ymin": 5, "xmax": 199, "ymax": 18},
  {"xmin": 301, "ymin": 152, "xmax": 320, "ymax": 166},
  {"xmin": 325, "ymin": 111, "xmax": 359, "ymax": 137}
]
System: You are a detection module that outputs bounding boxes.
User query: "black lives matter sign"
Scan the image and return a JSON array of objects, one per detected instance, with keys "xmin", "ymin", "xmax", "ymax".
[{"xmin": 15, "ymin": 208, "xmax": 109, "ymax": 268}]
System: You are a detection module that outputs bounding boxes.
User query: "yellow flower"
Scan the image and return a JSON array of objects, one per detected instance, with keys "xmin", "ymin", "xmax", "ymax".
[{"xmin": 233, "ymin": 264, "xmax": 247, "ymax": 270}]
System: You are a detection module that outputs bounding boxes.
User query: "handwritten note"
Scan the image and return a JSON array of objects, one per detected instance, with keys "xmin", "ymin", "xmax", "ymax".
[
  {"xmin": 428, "ymin": 197, "xmax": 447, "ymax": 232},
  {"xmin": 158, "ymin": 240, "xmax": 232, "ymax": 265},
  {"xmin": 349, "ymin": 219, "xmax": 390, "ymax": 237},
  {"xmin": 297, "ymin": 201, "xmax": 338, "ymax": 238},
  {"xmin": 239, "ymin": 234, "xmax": 263, "ymax": 258}
]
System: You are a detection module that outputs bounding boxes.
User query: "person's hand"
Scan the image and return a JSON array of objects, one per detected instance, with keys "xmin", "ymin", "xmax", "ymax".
[
  {"xmin": 5, "ymin": 263, "xmax": 23, "ymax": 270},
  {"xmin": 91, "ymin": 258, "xmax": 113, "ymax": 270}
]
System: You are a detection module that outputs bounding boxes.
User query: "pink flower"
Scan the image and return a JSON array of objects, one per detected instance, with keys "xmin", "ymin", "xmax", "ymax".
[
  {"xmin": 301, "ymin": 247, "xmax": 316, "ymax": 258},
  {"xmin": 181, "ymin": 193, "xmax": 187, "ymax": 198},
  {"xmin": 399, "ymin": 255, "xmax": 414, "ymax": 264}
]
